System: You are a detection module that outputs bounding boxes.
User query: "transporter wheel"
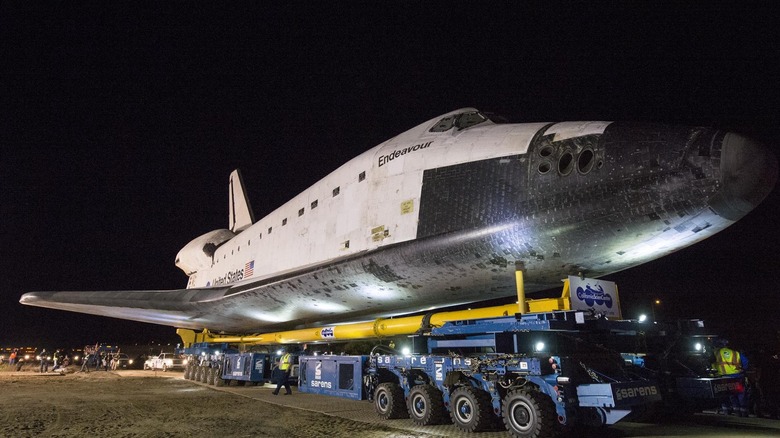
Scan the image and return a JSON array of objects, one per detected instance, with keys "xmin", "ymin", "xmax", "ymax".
[
  {"xmin": 206, "ymin": 367, "xmax": 217, "ymax": 385},
  {"xmin": 215, "ymin": 374, "xmax": 226, "ymax": 387},
  {"xmin": 502, "ymin": 389, "xmax": 557, "ymax": 438},
  {"xmin": 374, "ymin": 382, "xmax": 409, "ymax": 420},
  {"xmin": 197, "ymin": 366, "xmax": 208, "ymax": 382},
  {"xmin": 450, "ymin": 386, "xmax": 495, "ymax": 432},
  {"xmin": 407, "ymin": 385, "xmax": 448, "ymax": 426},
  {"xmin": 184, "ymin": 365, "xmax": 192, "ymax": 380}
]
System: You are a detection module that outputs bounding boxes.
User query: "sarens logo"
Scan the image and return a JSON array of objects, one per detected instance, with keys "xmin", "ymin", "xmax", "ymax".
[
  {"xmin": 212, "ymin": 268, "xmax": 244, "ymax": 286},
  {"xmin": 714, "ymin": 381, "xmax": 743, "ymax": 393},
  {"xmin": 615, "ymin": 385, "xmax": 658, "ymax": 401}
]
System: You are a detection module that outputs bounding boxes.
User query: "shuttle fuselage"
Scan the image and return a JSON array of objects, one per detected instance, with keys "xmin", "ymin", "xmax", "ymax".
[{"xmin": 21, "ymin": 108, "xmax": 777, "ymax": 333}]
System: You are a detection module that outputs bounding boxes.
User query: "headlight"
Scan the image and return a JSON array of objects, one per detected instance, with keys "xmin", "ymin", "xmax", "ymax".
[
  {"xmin": 128, "ymin": 359, "xmax": 134, "ymax": 364},
  {"xmin": 183, "ymin": 359, "xmax": 188, "ymax": 365}
]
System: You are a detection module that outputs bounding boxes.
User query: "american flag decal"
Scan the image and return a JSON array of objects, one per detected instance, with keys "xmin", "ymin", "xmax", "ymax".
[{"xmin": 245, "ymin": 260, "xmax": 254, "ymax": 278}]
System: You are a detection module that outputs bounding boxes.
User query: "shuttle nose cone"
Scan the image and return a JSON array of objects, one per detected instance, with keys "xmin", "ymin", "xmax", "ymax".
[{"xmin": 709, "ymin": 132, "xmax": 778, "ymax": 220}]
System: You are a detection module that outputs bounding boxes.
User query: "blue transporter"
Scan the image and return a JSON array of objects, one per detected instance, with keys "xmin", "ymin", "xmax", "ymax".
[{"xmin": 367, "ymin": 310, "xmax": 662, "ymax": 437}]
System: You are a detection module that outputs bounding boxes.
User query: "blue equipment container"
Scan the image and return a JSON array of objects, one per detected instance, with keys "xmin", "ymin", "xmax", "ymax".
[
  {"xmin": 222, "ymin": 352, "xmax": 270, "ymax": 384},
  {"xmin": 298, "ymin": 355, "xmax": 368, "ymax": 400}
]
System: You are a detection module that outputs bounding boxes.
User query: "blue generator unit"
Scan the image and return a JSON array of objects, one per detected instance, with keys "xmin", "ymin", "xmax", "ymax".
[
  {"xmin": 221, "ymin": 352, "xmax": 270, "ymax": 385},
  {"xmin": 298, "ymin": 355, "xmax": 368, "ymax": 400}
]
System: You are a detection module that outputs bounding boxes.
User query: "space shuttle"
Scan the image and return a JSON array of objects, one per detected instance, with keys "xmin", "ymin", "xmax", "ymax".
[{"xmin": 21, "ymin": 108, "xmax": 777, "ymax": 334}]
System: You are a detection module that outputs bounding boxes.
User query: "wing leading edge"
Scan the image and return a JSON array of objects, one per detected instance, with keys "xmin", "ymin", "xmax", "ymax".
[{"xmin": 19, "ymin": 287, "xmax": 231, "ymax": 329}]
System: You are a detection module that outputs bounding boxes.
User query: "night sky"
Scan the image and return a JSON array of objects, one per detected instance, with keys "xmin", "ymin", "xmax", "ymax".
[{"xmin": 2, "ymin": 2, "xmax": 778, "ymax": 349}]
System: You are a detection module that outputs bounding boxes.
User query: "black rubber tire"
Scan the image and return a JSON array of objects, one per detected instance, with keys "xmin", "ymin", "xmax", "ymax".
[
  {"xmin": 197, "ymin": 366, "xmax": 207, "ymax": 383},
  {"xmin": 407, "ymin": 384, "xmax": 448, "ymax": 426},
  {"xmin": 502, "ymin": 389, "xmax": 558, "ymax": 438},
  {"xmin": 449, "ymin": 386, "xmax": 496, "ymax": 432},
  {"xmin": 374, "ymin": 382, "xmax": 409, "ymax": 419},
  {"xmin": 206, "ymin": 367, "xmax": 216, "ymax": 385},
  {"xmin": 184, "ymin": 365, "xmax": 193, "ymax": 380},
  {"xmin": 215, "ymin": 375, "xmax": 226, "ymax": 387}
]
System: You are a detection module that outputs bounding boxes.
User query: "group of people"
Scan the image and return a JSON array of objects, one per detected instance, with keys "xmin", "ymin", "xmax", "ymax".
[
  {"xmin": 78, "ymin": 344, "xmax": 123, "ymax": 372},
  {"xmin": 25, "ymin": 344, "xmax": 127, "ymax": 373},
  {"xmin": 35, "ymin": 348, "xmax": 69, "ymax": 373}
]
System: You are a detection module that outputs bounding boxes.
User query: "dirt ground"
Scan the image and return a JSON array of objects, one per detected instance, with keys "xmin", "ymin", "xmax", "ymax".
[
  {"xmin": 4, "ymin": 366, "xmax": 780, "ymax": 438},
  {"xmin": 0, "ymin": 368, "xmax": 420, "ymax": 438}
]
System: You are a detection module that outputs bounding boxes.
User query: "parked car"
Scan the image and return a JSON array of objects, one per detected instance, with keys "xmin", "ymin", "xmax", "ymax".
[
  {"xmin": 114, "ymin": 353, "xmax": 136, "ymax": 369},
  {"xmin": 143, "ymin": 353, "xmax": 187, "ymax": 371}
]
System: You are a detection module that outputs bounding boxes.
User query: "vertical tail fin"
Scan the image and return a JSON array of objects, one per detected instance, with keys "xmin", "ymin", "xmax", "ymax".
[{"xmin": 229, "ymin": 169, "xmax": 255, "ymax": 233}]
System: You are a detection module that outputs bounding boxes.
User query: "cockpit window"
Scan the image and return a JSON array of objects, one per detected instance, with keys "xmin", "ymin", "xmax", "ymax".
[
  {"xmin": 430, "ymin": 115, "xmax": 456, "ymax": 132},
  {"xmin": 429, "ymin": 111, "xmax": 490, "ymax": 132},
  {"xmin": 454, "ymin": 111, "xmax": 487, "ymax": 130}
]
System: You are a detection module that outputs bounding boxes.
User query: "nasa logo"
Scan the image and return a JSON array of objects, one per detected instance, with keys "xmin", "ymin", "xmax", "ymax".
[{"xmin": 321, "ymin": 327, "xmax": 335, "ymax": 338}]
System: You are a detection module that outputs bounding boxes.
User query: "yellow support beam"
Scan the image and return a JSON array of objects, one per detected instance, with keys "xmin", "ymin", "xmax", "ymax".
[
  {"xmin": 526, "ymin": 279, "xmax": 572, "ymax": 313},
  {"xmin": 176, "ymin": 302, "xmax": 522, "ymax": 347},
  {"xmin": 515, "ymin": 261, "xmax": 527, "ymax": 313},
  {"xmin": 175, "ymin": 264, "xmax": 575, "ymax": 348}
]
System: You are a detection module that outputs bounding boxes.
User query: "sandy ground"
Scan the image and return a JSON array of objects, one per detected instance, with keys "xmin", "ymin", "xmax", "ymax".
[
  {"xmin": 3, "ymin": 366, "xmax": 780, "ymax": 438},
  {"xmin": 0, "ymin": 368, "xmax": 422, "ymax": 438}
]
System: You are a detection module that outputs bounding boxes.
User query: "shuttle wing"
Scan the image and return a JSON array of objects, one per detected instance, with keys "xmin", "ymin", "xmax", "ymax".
[{"xmin": 19, "ymin": 286, "xmax": 233, "ymax": 329}]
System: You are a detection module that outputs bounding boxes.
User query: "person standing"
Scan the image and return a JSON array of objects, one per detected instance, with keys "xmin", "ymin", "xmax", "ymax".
[
  {"xmin": 714, "ymin": 339, "xmax": 749, "ymax": 416},
  {"xmin": 38, "ymin": 348, "xmax": 49, "ymax": 373},
  {"xmin": 9, "ymin": 348, "xmax": 17, "ymax": 366},
  {"xmin": 272, "ymin": 348, "xmax": 293, "ymax": 395},
  {"xmin": 111, "ymin": 351, "xmax": 120, "ymax": 370},
  {"xmin": 80, "ymin": 346, "xmax": 92, "ymax": 373}
]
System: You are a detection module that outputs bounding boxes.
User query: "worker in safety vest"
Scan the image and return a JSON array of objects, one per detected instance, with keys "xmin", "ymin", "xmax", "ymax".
[
  {"xmin": 272, "ymin": 348, "xmax": 293, "ymax": 395},
  {"xmin": 713, "ymin": 338, "xmax": 749, "ymax": 416}
]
